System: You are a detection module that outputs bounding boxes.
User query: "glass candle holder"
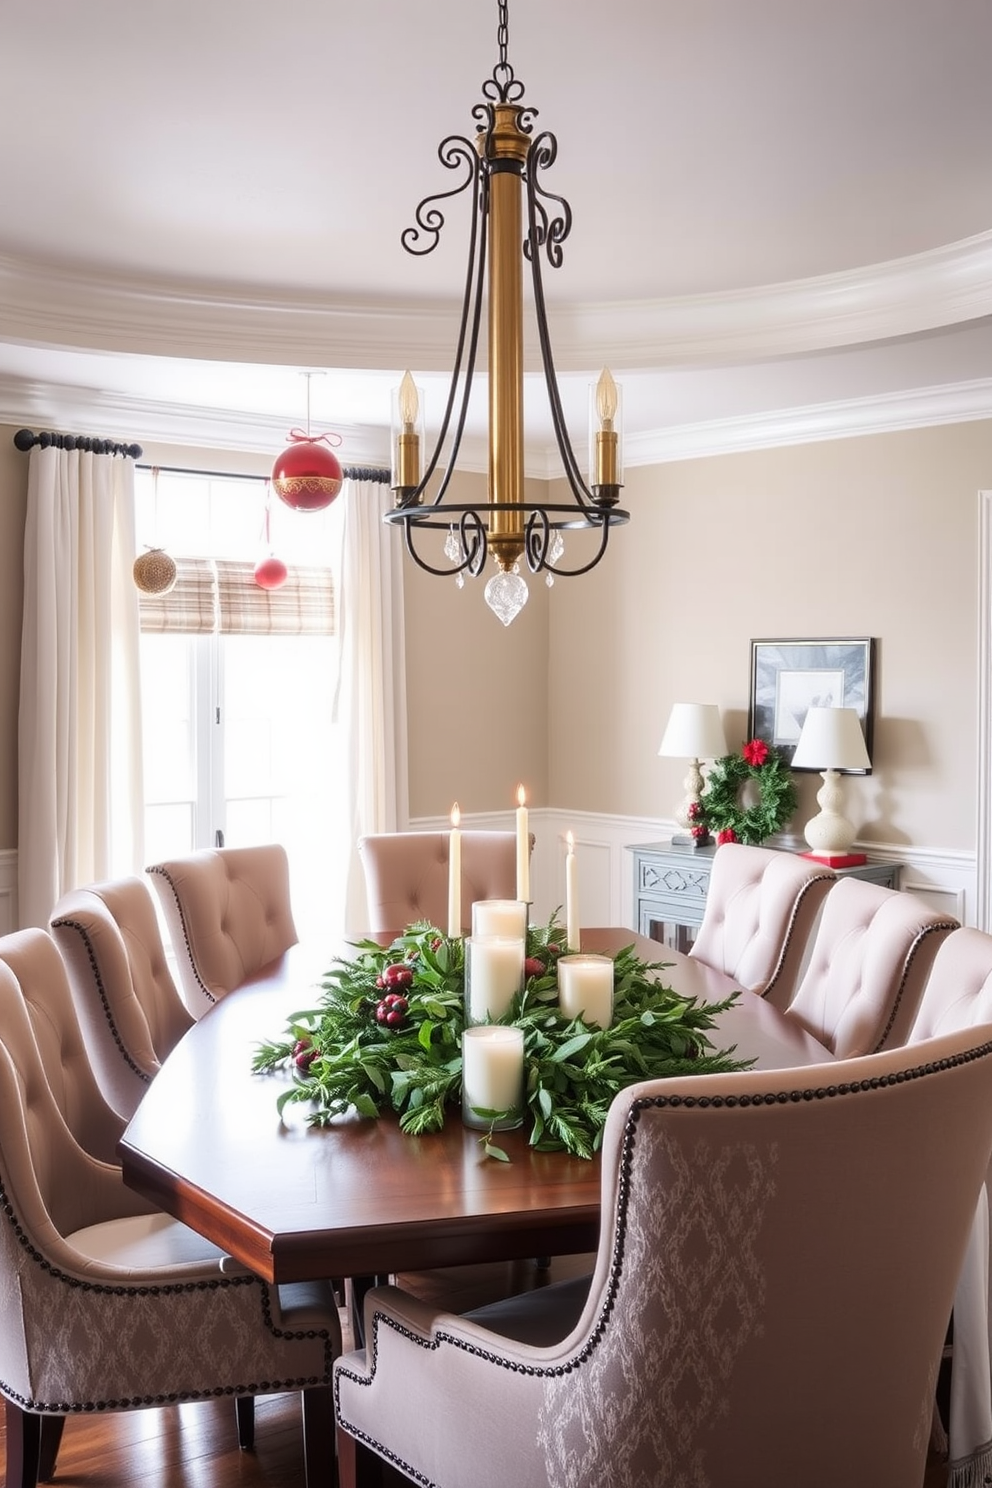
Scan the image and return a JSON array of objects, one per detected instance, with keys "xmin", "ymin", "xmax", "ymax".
[
  {"xmin": 471, "ymin": 899, "xmax": 529, "ymax": 940},
  {"xmin": 464, "ymin": 935, "xmax": 525, "ymax": 1025},
  {"xmin": 557, "ymin": 953, "xmax": 614, "ymax": 1029},
  {"xmin": 461, "ymin": 1025, "xmax": 525, "ymax": 1130}
]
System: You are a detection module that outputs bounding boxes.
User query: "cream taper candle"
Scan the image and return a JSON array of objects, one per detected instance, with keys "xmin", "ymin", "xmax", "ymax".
[
  {"xmin": 447, "ymin": 803, "xmax": 462, "ymax": 937},
  {"xmin": 516, "ymin": 784, "xmax": 530, "ymax": 902},
  {"xmin": 557, "ymin": 953, "xmax": 614, "ymax": 1029},
  {"xmin": 565, "ymin": 831, "xmax": 579, "ymax": 950}
]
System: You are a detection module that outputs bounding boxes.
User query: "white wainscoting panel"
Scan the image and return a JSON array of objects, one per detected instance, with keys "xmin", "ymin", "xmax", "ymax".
[{"xmin": 410, "ymin": 813, "xmax": 978, "ymax": 932}]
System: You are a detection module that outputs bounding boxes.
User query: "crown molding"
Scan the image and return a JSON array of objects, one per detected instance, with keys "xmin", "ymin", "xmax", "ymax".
[
  {"xmin": 2, "ymin": 375, "xmax": 989, "ymax": 476},
  {"xmin": 2, "ymin": 232, "xmax": 991, "ymax": 373}
]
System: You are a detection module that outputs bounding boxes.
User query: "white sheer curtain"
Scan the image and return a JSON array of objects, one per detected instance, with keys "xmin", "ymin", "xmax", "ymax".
[
  {"xmin": 333, "ymin": 476, "xmax": 409, "ymax": 936},
  {"xmin": 17, "ymin": 444, "xmax": 144, "ymax": 928}
]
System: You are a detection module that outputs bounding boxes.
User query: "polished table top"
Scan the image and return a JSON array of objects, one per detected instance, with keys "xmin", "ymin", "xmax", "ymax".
[{"xmin": 119, "ymin": 929, "xmax": 834, "ymax": 1284}]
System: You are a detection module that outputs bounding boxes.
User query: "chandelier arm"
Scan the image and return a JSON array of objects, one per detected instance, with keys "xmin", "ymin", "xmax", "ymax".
[
  {"xmin": 391, "ymin": 510, "xmax": 487, "ymax": 578},
  {"xmin": 401, "ymin": 136, "xmax": 479, "ymax": 258},
  {"xmin": 524, "ymin": 150, "xmax": 596, "ymax": 511},
  {"xmin": 536, "ymin": 515, "xmax": 615, "ymax": 578},
  {"xmin": 397, "ymin": 159, "xmax": 489, "ymax": 512},
  {"xmin": 523, "ymin": 507, "xmax": 551, "ymax": 572}
]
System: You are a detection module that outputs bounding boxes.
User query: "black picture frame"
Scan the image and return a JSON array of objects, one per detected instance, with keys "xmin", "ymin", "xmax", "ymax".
[{"xmin": 748, "ymin": 637, "xmax": 876, "ymax": 773}]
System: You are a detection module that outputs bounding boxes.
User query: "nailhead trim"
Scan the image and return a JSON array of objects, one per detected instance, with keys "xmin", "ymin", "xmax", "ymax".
[
  {"xmin": 49, "ymin": 915, "xmax": 152, "ymax": 1084},
  {"xmin": 146, "ymin": 865, "xmax": 217, "ymax": 1008},
  {"xmin": 761, "ymin": 871, "xmax": 836, "ymax": 1001},
  {"xmin": 872, "ymin": 920, "xmax": 960, "ymax": 1051}
]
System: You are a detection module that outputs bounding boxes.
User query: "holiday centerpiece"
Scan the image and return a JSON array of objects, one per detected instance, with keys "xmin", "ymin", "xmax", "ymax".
[
  {"xmin": 698, "ymin": 738, "xmax": 797, "ymax": 846},
  {"xmin": 253, "ymin": 916, "xmax": 746, "ymax": 1160}
]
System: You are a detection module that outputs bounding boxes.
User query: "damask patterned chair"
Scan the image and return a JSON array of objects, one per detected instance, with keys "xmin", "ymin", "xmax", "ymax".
[
  {"xmin": 784, "ymin": 877, "xmax": 958, "ymax": 1056},
  {"xmin": 358, "ymin": 831, "xmax": 523, "ymax": 938},
  {"xmin": 688, "ymin": 843, "xmax": 837, "ymax": 1008},
  {"xmin": 0, "ymin": 936, "xmax": 340, "ymax": 1488},
  {"xmin": 50, "ymin": 876, "xmax": 194, "ymax": 1119},
  {"xmin": 146, "ymin": 844, "xmax": 299, "ymax": 1014},
  {"xmin": 335, "ymin": 1027, "xmax": 992, "ymax": 1488}
]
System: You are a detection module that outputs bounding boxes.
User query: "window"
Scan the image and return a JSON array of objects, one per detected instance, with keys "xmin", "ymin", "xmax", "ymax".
[{"xmin": 135, "ymin": 468, "xmax": 347, "ymax": 941}]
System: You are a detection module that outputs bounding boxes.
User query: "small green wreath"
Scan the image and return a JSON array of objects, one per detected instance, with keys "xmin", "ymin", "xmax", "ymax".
[{"xmin": 700, "ymin": 738, "xmax": 797, "ymax": 846}]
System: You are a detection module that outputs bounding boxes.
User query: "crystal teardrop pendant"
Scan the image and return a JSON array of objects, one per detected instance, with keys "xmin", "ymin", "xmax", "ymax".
[
  {"xmin": 444, "ymin": 526, "xmax": 462, "ymax": 564},
  {"xmin": 484, "ymin": 567, "xmax": 529, "ymax": 626}
]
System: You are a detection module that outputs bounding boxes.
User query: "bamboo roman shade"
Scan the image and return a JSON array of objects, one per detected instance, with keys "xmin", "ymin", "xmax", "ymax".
[{"xmin": 138, "ymin": 559, "xmax": 335, "ymax": 636}]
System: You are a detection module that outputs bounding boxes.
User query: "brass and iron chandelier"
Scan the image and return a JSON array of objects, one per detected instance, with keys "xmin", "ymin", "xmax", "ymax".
[{"xmin": 384, "ymin": 0, "xmax": 630, "ymax": 626}]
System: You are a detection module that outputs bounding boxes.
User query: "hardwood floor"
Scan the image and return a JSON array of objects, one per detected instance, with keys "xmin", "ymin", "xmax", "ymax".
[{"xmin": 0, "ymin": 1256, "xmax": 954, "ymax": 1488}]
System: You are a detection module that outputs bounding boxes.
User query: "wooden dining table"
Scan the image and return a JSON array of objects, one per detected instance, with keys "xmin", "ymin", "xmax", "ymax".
[{"xmin": 119, "ymin": 928, "xmax": 835, "ymax": 1285}]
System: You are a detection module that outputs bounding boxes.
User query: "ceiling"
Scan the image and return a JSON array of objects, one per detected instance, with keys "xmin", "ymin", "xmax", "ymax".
[{"xmin": 1, "ymin": 0, "xmax": 991, "ymax": 475}]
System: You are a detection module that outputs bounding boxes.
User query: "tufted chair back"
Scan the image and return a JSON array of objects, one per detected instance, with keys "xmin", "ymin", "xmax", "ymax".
[
  {"xmin": 50, "ymin": 877, "xmax": 194, "ymax": 1119},
  {"xmin": 0, "ymin": 928, "xmax": 126, "ymax": 1165},
  {"xmin": 909, "ymin": 927, "xmax": 992, "ymax": 1042},
  {"xmin": 0, "ymin": 935, "xmax": 339, "ymax": 1488},
  {"xmin": 785, "ymin": 877, "xmax": 958, "ymax": 1057},
  {"xmin": 688, "ymin": 843, "xmax": 836, "ymax": 1007},
  {"xmin": 146, "ymin": 844, "xmax": 299, "ymax": 1013},
  {"xmin": 358, "ymin": 831, "xmax": 523, "ymax": 937},
  {"xmin": 335, "ymin": 1027, "xmax": 992, "ymax": 1488}
]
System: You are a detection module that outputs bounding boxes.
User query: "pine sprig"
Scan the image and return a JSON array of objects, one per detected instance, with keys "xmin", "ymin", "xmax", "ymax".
[{"xmin": 253, "ymin": 917, "xmax": 749, "ymax": 1159}]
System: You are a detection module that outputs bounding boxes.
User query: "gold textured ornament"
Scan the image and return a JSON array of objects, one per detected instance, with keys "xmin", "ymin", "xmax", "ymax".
[{"xmin": 132, "ymin": 547, "xmax": 177, "ymax": 595}]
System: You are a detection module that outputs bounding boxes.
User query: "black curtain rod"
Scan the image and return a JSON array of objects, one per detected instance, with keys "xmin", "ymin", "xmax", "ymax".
[
  {"xmin": 13, "ymin": 428, "xmax": 143, "ymax": 459},
  {"xmin": 134, "ymin": 461, "xmax": 391, "ymax": 485},
  {"xmin": 12, "ymin": 433, "xmax": 390, "ymax": 486}
]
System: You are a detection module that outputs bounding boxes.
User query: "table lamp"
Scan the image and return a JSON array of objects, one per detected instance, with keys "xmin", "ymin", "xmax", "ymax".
[
  {"xmin": 791, "ymin": 705, "xmax": 871, "ymax": 864},
  {"xmin": 658, "ymin": 703, "xmax": 728, "ymax": 847}
]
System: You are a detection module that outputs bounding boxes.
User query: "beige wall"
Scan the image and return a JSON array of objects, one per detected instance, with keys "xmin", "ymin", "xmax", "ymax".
[
  {"xmin": 403, "ymin": 472, "xmax": 550, "ymax": 818},
  {"xmin": 548, "ymin": 420, "xmax": 992, "ymax": 851},
  {"xmin": 3, "ymin": 420, "xmax": 991, "ymax": 856}
]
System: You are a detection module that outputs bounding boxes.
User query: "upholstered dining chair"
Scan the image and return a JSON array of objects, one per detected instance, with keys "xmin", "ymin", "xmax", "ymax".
[
  {"xmin": 146, "ymin": 843, "xmax": 299, "ymax": 1014},
  {"xmin": 0, "ymin": 928, "xmax": 127, "ymax": 1167},
  {"xmin": 688, "ymin": 843, "xmax": 837, "ymax": 1008},
  {"xmin": 783, "ymin": 877, "xmax": 958, "ymax": 1057},
  {"xmin": 0, "ymin": 939, "xmax": 340, "ymax": 1488},
  {"xmin": 50, "ymin": 876, "xmax": 194, "ymax": 1119},
  {"xmin": 358, "ymin": 830, "xmax": 524, "ymax": 938},
  {"xmin": 335, "ymin": 1027, "xmax": 992, "ymax": 1488}
]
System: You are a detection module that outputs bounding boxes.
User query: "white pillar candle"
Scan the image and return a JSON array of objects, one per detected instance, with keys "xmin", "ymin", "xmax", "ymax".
[
  {"xmin": 447, "ymin": 803, "xmax": 462, "ymax": 937},
  {"xmin": 462, "ymin": 1025, "xmax": 525, "ymax": 1128},
  {"xmin": 557, "ymin": 953, "xmax": 614, "ymax": 1029},
  {"xmin": 465, "ymin": 935, "xmax": 525, "ymax": 1023},
  {"xmin": 565, "ymin": 831, "xmax": 579, "ymax": 950},
  {"xmin": 472, "ymin": 898, "xmax": 528, "ymax": 939},
  {"xmin": 516, "ymin": 784, "xmax": 530, "ymax": 903}
]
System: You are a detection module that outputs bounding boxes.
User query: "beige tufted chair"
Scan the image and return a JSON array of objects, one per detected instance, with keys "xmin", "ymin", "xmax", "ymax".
[
  {"xmin": 50, "ymin": 877, "xmax": 194, "ymax": 1119},
  {"xmin": 0, "ymin": 929, "xmax": 127, "ymax": 1166},
  {"xmin": 335, "ymin": 1027, "xmax": 992, "ymax": 1488},
  {"xmin": 146, "ymin": 844, "xmax": 299, "ymax": 1014},
  {"xmin": 784, "ymin": 877, "xmax": 958, "ymax": 1057},
  {"xmin": 0, "ymin": 936, "xmax": 340, "ymax": 1488},
  {"xmin": 358, "ymin": 831, "xmax": 525, "ymax": 938},
  {"xmin": 909, "ymin": 927, "xmax": 992, "ymax": 1041},
  {"xmin": 688, "ymin": 844, "xmax": 837, "ymax": 1008}
]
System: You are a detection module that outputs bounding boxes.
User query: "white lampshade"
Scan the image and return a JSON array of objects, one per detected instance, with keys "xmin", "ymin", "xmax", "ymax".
[
  {"xmin": 791, "ymin": 707, "xmax": 870, "ymax": 772},
  {"xmin": 658, "ymin": 703, "xmax": 728, "ymax": 761}
]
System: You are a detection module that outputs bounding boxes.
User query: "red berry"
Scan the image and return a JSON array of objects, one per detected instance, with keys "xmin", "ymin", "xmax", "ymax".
[
  {"xmin": 383, "ymin": 963, "xmax": 414, "ymax": 989},
  {"xmin": 375, "ymin": 1003, "xmax": 389, "ymax": 1024},
  {"xmin": 388, "ymin": 995, "xmax": 408, "ymax": 1014},
  {"xmin": 430, "ymin": 937, "xmax": 442, "ymax": 950},
  {"xmin": 294, "ymin": 1048, "xmax": 316, "ymax": 1071},
  {"xmin": 385, "ymin": 1008, "xmax": 404, "ymax": 1027},
  {"xmin": 292, "ymin": 1038, "xmax": 311, "ymax": 1057},
  {"xmin": 375, "ymin": 975, "xmax": 385, "ymax": 988},
  {"xmin": 524, "ymin": 957, "xmax": 545, "ymax": 978}
]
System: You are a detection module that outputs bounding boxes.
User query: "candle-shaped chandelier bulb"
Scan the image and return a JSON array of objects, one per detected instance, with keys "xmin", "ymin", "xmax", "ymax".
[
  {"xmin": 591, "ymin": 368, "xmax": 622, "ymax": 501},
  {"xmin": 392, "ymin": 371, "xmax": 424, "ymax": 504}
]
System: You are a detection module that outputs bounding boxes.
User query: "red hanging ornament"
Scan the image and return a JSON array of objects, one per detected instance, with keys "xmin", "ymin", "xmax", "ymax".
[
  {"xmin": 253, "ymin": 483, "xmax": 289, "ymax": 589},
  {"xmin": 271, "ymin": 430, "xmax": 343, "ymax": 512}
]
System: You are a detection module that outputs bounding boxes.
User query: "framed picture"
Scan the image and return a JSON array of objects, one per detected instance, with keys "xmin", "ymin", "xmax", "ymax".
[{"xmin": 748, "ymin": 637, "xmax": 876, "ymax": 772}]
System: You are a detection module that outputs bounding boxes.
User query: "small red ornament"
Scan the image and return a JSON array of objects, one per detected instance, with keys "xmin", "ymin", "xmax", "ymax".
[
  {"xmin": 717, "ymin": 828, "xmax": 738, "ymax": 845},
  {"xmin": 271, "ymin": 431, "xmax": 343, "ymax": 512},
  {"xmin": 253, "ymin": 555, "xmax": 288, "ymax": 590}
]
